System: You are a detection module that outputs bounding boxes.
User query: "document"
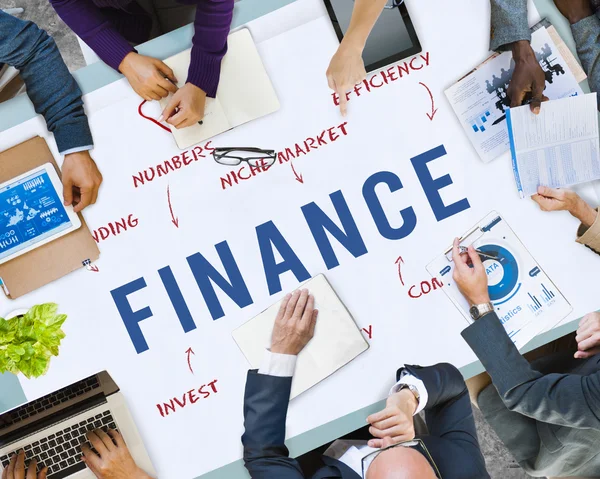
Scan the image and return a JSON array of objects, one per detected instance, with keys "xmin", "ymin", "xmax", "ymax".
[
  {"xmin": 445, "ymin": 26, "xmax": 583, "ymax": 163},
  {"xmin": 507, "ymin": 93, "xmax": 600, "ymax": 197}
]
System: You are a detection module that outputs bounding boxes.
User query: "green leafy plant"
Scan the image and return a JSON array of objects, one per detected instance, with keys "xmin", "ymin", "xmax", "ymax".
[{"xmin": 0, "ymin": 303, "xmax": 67, "ymax": 378}]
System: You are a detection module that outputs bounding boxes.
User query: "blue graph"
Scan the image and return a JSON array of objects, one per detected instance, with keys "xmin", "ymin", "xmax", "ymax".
[
  {"xmin": 527, "ymin": 283, "xmax": 557, "ymax": 313},
  {"xmin": 470, "ymin": 110, "xmax": 491, "ymax": 133}
]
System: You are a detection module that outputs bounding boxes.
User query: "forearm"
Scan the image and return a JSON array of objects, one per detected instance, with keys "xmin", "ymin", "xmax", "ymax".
[
  {"xmin": 187, "ymin": 0, "xmax": 234, "ymax": 97},
  {"xmin": 489, "ymin": 0, "xmax": 530, "ymax": 51},
  {"xmin": 571, "ymin": 14, "xmax": 600, "ymax": 110},
  {"xmin": 0, "ymin": 13, "xmax": 93, "ymax": 153},
  {"xmin": 49, "ymin": 0, "xmax": 134, "ymax": 72},
  {"xmin": 343, "ymin": 0, "xmax": 388, "ymax": 51}
]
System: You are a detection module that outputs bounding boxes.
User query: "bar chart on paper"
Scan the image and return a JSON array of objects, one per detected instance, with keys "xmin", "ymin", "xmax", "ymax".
[
  {"xmin": 469, "ymin": 109, "xmax": 491, "ymax": 133},
  {"xmin": 527, "ymin": 283, "xmax": 557, "ymax": 313}
]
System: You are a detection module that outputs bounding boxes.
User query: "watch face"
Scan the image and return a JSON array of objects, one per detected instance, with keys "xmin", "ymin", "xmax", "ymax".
[{"xmin": 469, "ymin": 306, "xmax": 480, "ymax": 320}]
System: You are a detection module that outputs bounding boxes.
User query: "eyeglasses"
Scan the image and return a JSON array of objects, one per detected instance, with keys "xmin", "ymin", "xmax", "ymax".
[
  {"xmin": 353, "ymin": 0, "xmax": 404, "ymax": 9},
  {"xmin": 212, "ymin": 147, "xmax": 277, "ymax": 168},
  {"xmin": 360, "ymin": 439, "xmax": 441, "ymax": 479}
]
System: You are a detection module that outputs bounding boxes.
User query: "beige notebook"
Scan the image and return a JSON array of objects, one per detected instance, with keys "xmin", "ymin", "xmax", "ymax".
[
  {"xmin": 232, "ymin": 275, "xmax": 369, "ymax": 399},
  {"xmin": 159, "ymin": 28, "xmax": 280, "ymax": 149}
]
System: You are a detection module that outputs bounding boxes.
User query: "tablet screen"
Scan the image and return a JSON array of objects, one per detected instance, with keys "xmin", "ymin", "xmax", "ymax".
[
  {"xmin": 0, "ymin": 170, "xmax": 72, "ymax": 261},
  {"xmin": 324, "ymin": 0, "xmax": 421, "ymax": 72}
]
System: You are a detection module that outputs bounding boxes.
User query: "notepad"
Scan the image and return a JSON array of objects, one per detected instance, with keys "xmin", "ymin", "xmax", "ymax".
[
  {"xmin": 232, "ymin": 274, "xmax": 369, "ymax": 399},
  {"xmin": 159, "ymin": 28, "xmax": 280, "ymax": 149},
  {"xmin": 507, "ymin": 93, "xmax": 600, "ymax": 198}
]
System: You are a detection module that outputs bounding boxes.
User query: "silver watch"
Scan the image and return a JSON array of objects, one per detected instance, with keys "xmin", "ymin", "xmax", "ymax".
[
  {"xmin": 398, "ymin": 383, "xmax": 420, "ymax": 403},
  {"xmin": 469, "ymin": 302, "xmax": 494, "ymax": 320}
]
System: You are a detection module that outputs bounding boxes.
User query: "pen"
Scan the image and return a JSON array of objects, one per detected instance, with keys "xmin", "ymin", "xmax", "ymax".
[{"xmin": 2, "ymin": 8, "xmax": 24, "ymax": 14}]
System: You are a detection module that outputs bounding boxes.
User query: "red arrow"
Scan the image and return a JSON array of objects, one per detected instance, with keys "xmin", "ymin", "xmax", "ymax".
[
  {"xmin": 167, "ymin": 185, "xmax": 179, "ymax": 228},
  {"xmin": 395, "ymin": 256, "xmax": 405, "ymax": 286},
  {"xmin": 291, "ymin": 162, "xmax": 303, "ymax": 184},
  {"xmin": 419, "ymin": 82, "xmax": 438, "ymax": 121},
  {"xmin": 89, "ymin": 265, "xmax": 99, "ymax": 273},
  {"xmin": 185, "ymin": 347, "xmax": 195, "ymax": 374}
]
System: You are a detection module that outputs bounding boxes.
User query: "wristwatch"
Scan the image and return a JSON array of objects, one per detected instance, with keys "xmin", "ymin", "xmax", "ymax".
[
  {"xmin": 398, "ymin": 383, "xmax": 420, "ymax": 403},
  {"xmin": 469, "ymin": 302, "xmax": 494, "ymax": 320}
]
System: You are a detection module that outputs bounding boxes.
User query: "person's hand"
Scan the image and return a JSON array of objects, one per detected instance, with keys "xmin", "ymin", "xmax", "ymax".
[
  {"xmin": 118, "ymin": 52, "xmax": 178, "ymax": 101},
  {"xmin": 508, "ymin": 40, "xmax": 547, "ymax": 114},
  {"xmin": 553, "ymin": 0, "xmax": 594, "ymax": 24},
  {"xmin": 62, "ymin": 151, "xmax": 103, "ymax": 213},
  {"xmin": 326, "ymin": 41, "xmax": 367, "ymax": 116},
  {"xmin": 366, "ymin": 389, "xmax": 418, "ymax": 448},
  {"xmin": 575, "ymin": 312, "xmax": 600, "ymax": 359},
  {"xmin": 270, "ymin": 289, "xmax": 318, "ymax": 355},
  {"xmin": 81, "ymin": 429, "xmax": 151, "ymax": 479},
  {"xmin": 451, "ymin": 238, "xmax": 490, "ymax": 306},
  {"xmin": 2, "ymin": 450, "xmax": 47, "ymax": 479},
  {"xmin": 532, "ymin": 186, "xmax": 598, "ymax": 227},
  {"xmin": 160, "ymin": 83, "xmax": 207, "ymax": 129}
]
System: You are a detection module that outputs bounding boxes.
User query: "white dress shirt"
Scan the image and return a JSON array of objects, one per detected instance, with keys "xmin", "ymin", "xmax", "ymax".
[{"xmin": 257, "ymin": 349, "xmax": 429, "ymax": 476}]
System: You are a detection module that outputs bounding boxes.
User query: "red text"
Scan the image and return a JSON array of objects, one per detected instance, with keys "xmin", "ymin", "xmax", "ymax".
[
  {"xmin": 408, "ymin": 278, "xmax": 444, "ymax": 299},
  {"xmin": 156, "ymin": 379, "xmax": 219, "ymax": 417},
  {"xmin": 91, "ymin": 214, "xmax": 139, "ymax": 243}
]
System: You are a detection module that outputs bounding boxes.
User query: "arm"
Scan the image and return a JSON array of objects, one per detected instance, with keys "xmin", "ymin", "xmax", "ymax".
[
  {"xmin": 0, "ymin": 11, "xmax": 92, "ymax": 153},
  {"xmin": 571, "ymin": 16, "xmax": 600, "ymax": 110},
  {"xmin": 187, "ymin": 0, "xmax": 234, "ymax": 98},
  {"xmin": 48, "ymin": 0, "xmax": 135, "ymax": 73},
  {"xmin": 489, "ymin": 0, "xmax": 530, "ymax": 51},
  {"xmin": 325, "ymin": 0, "xmax": 387, "ymax": 115},
  {"xmin": 462, "ymin": 311, "xmax": 600, "ymax": 429}
]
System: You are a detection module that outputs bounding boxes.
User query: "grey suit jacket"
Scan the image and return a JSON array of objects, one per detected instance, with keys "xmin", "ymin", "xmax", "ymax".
[
  {"xmin": 490, "ymin": 0, "xmax": 600, "ymax": 109},
  {"xmin": 462, "ymin": 312, "xmax": 600, "ymax": 477}
]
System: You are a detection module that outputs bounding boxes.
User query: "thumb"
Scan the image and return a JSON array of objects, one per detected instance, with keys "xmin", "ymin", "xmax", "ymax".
[
  {"xmin": 155, "ymin": 60, "xmax": 177, "ymax": 83},
  {"xmin": 160, "ymin": 94, "xmax": 180, "ymax": 122},
  {"xmin": 368, "ymin": 439, "xmax": 383, "ymax": 448},
  {"xmin": 63, "ymin": 177, "xmax": 74, "ymax": 206},
  {"xmin": 575, "ymin": 347, "xmax": 600, "ymax": 359},
  {"xmin": 537, "ymin": 185, "xmax": 558, "ymax": 198}
]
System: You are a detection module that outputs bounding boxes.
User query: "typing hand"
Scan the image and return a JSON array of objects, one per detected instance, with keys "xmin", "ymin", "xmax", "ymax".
[
  {"xmin": 161, "ymin": 83, "xmax": 206, "ymax": 129},
  {"xmin": 575, "ymin": 312, "xmax": 600, "ymax": 359},
  {"xmin": 81, "ymin": 430, "xmax": 152, "ymax": 479},
  {"xmin": 531, "ymin": 186, "xmax": 598, "ymax": 227},
  {"xmin": 508, "ymin": 41, "xmax": 547, "ymax": 114},
  {"xmin": 270, "ymin": 289, "xmax": 319, "ymax": 356},
  {"xmin": 326, "ymin": 41, "xmax": 367, "ymax": 117},
  {"xmin": 553, "ymin": 0, "xmax": 594, "ymax": 24},
  {"xmin": 451, "ymin": 238, "xmax": 490, "ymax": 306},
  {"xmin": 2, "ymin": 450, "xmax": 47, "ymax": 479},
  {"xmin": 62, "ymin": 151, "xmax": 103, "ymax": 213},
  {"xmin": 366, "ymin": 389, "xmax": 418, "ymax": 448},
  {"xmin": 119, "ymin": 52, "xmax": 178, "ymax": 101}
]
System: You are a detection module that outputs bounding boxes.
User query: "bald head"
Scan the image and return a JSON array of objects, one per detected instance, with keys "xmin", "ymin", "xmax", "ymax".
[{"xmin": 366, "ymin": 446, "xmax": 437, "ymax": 479}]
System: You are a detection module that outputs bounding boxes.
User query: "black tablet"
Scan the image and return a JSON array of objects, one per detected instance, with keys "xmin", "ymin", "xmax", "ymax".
[{"xmin": 323, "ymin": 0, "xmax": 422, "ymax": 72}]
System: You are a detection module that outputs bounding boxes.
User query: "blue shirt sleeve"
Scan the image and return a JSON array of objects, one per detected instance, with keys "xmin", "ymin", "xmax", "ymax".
[{"xmin": 0, "ymin": 11, "xmax": 93, "ymax": 154}]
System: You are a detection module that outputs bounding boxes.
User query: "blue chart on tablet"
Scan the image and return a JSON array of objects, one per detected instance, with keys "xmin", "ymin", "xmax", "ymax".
[
  {"xmin": 426, "ymin": 211, "xmax": 573, "ymax": 349},
  {"xmin": 0, "ymin": 170, "xmax": 72, "ymax": 261}
]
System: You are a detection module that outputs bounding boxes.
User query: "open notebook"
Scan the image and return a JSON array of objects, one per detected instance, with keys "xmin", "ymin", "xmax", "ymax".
[
  {"xmin": 232, "ymin": 275, "xmax": 369, "ymax": 399},
  {"xmin": 159, "ymin": 28, "xmax": 280, "ymax": 149}
]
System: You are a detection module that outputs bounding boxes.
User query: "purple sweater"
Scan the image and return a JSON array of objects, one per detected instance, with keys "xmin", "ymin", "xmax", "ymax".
[{"xmin": 49, "ymin": 0, "xmax": 234, "ymax": 97}]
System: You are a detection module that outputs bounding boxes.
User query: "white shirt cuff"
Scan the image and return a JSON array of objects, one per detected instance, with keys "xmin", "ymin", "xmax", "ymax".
[
  {"xmin": 61, "ymin": 145, "xmax": 93, "ymax": 156},
  {"xmin": 258, "ymin": 349, "xmax": 297, "ymax": 377},
  {"xmin": 388, "ymin": 371, "xmax": 428, "ymax": 415}
]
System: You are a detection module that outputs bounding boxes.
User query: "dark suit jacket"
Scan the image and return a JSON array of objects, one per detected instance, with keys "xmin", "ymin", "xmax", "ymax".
[
  {"xmin": 242, "ymin": 363, "xmax": 489, "ymax": 478},
  {"xmin": 462, "ymin": 312, "xmax": 600, "ymax": 477}
]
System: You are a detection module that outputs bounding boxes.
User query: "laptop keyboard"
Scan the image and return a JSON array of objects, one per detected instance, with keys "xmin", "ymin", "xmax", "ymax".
[
  {"xmin": 0, "ymin": 376, "xmax": 100, "ymax": 428},
  {"xmin": 0, "ymin": 409, "xmax": 119, "ymax": 479}
]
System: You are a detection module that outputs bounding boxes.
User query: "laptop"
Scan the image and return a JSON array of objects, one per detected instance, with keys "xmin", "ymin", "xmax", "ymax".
[{"xmin": 0, "ymin": 371, "xmax": 155, "ymax": 479}]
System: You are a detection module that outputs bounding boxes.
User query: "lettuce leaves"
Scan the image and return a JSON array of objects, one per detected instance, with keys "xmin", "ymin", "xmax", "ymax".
[{"xmin": 0, "ymin": 303, "xmax": 67, "ymax": 378}]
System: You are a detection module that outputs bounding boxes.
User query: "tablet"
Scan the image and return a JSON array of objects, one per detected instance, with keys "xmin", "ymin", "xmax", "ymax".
[
  {"xmin": 0, "ymin": 164, "xmax": 81, "ymax": 265},
  {"xmin": 323, "ymin": 0, "xmax": 422, "ymax": 72}
]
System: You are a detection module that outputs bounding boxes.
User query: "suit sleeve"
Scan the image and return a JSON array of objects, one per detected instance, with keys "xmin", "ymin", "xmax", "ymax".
[
  {"xmin": 462, "ymin": 312, "xmax": 600, "ymax": 428},
  {"xmin": 571, "ymin": 14, "xmax": 600, "ymax": 111},
  {"xmin": 576, "ymin": 208, "xmax": 600, "ymax": 255},
  {"xmin": 489, "ymin": 0, "xmax": 531, "ymax": 51},
  {"xmin": 0, "ymin": 11, "xmax": 93, "ymax": 153},
  {"xmin": 241, "ymin": 370, "xmax": 305, "ymax": 478}
]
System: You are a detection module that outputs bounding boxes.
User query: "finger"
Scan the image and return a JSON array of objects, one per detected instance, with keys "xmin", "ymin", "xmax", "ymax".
[
  {"xmin": 275, "ymin": 293, "xmax": 292, "ymax": 323},
  {"xmin": 93, "ymin": 429, "xmax": 116, "ymax": 451},
  {"xmin": 155, "ymin": 60, "xmax": 177, "ymax": 83},
  {"xmin": 15, "ymin": 451, "xmax": 24, "ymax": 479},
  {"xmin": 575, "ymin": 347, "xmax": 600, "ymax": 359},
  {"xmin": 292, "ymin": 289, "xmax": 309, "ymax": 321},
  {"xmin": 90, "ymin": 182, "xmax": 100, "ymax": 205},
  {"xmin": 107, "ymin": 429, "xmax": 126, "ymax": 448},
  {"xmin": 575, "ymin": 328, "xmax": 594, "ymax": 344},
  {"xmin": 530, "ymin": 81, "xmax": 545, "ymax": 114},
  {"xmin": 156, "ymin": 75, "xmax": 178, "ymax": 94},
  {"xmin": 86, "ymin": 430, "xmax": 109, "ymax": 457},
  {"xmin": 451, "ymin": 238, "xmax": 469, "ymax": 269},
  {"xmin": 26, "ymin": 459, "xmax": 36, "ymax": 479},
  {"xmin": 80, "ymin": 444, "xmax": 101, "ymax": 473},
  {"xmin": 146, "ymin": 89, "xmax": 161, "ymax": 101},
  {"xmin": 467, "ymin": 245, "xmax": 485, "ymax": 271},
  {"xmin": 367, "ymin": 407, "xmax": 395, "ymax": 425},
  {"xmin": 577, "ymin": 334, "xmax": 600, "ymax": 352},
  {"xmin": 174, "ymin": 117, "xmax": 197, "ymax": 129},
  {"xmin": 338, "ymin": 88, "xmax": 348, "ymax": 117},
  {"xmin": 371, "ymin": 415, "xmax": 403, "ymax": 431},
  {"xmin": 284, "ymin": 290, "xmax": 301, "ymax": 320},
  {"xmin": 165, "ymin": 110, "xmax": 186, "ymax": 127},
  {"xmin": 7, "ymin": 453, "xmax": 17, "ymax": 478},
  {"xmin": 63, "ymin": 178, "xmax": 74, "ymax": 206},
  {"xmin": 73, "ymin": 188, "xmax": 92, "ymax": 213},
  {"xmin": 2, "ymin": 459, "xmax": 6, "ymax": 479},
  {"xmin": 367, "ymin": 438, "xmax": 383, "ymax": 448},
  {"xmin": 326, "ymin": 72, "xmax": 335, "ymax": 91},
  {"xmin": 309, "ymin": 309, "xmax": 318, "ymax": 336},
  {"xmin": 579, "ymin": 312, "xmax": 597, "ymax": 329},
  {"xmin": 301, "ymin": 295, "xmax": 315, "ymax": 323},
  {"xmin": 510, "ymin": 88, "xmax": 526, "ymax": 108},
  {"xmin": 150, "ymin": 84, "xmax": 170, "ymax": 99},
  {"xmin": 369, "ymin": 424, "xmax": 414, "ymax": 441},
  {"xmin": 37, "ymin": 467, "xmax": 48, "ymax": 479}
]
